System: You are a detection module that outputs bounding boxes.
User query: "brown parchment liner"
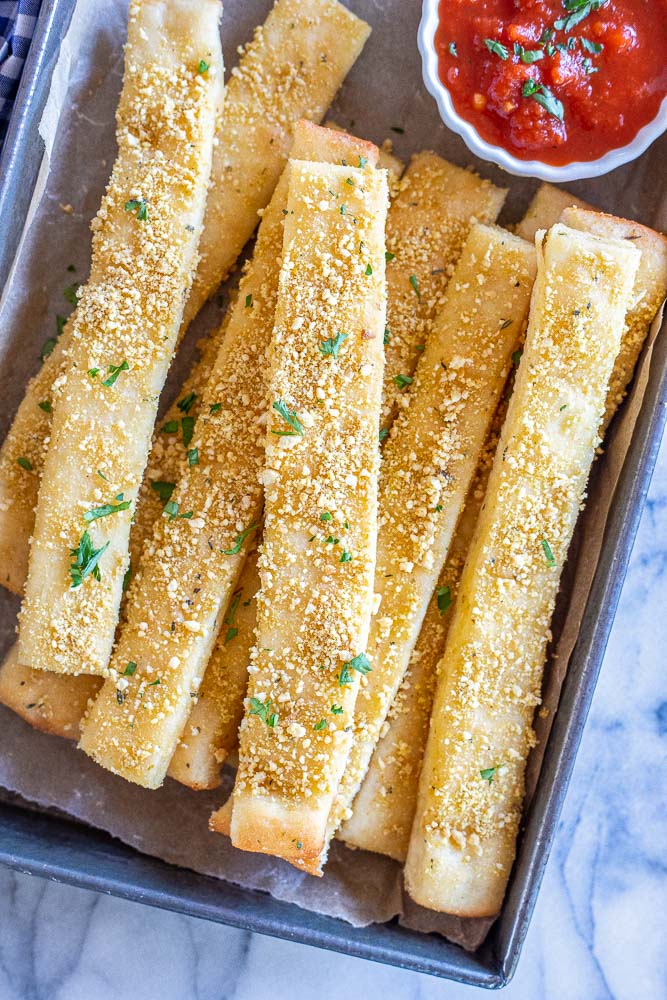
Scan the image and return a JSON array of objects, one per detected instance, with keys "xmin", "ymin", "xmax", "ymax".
[{"xmin": 0, "ymin": 0, "xmax": 665, "ymax": 954}]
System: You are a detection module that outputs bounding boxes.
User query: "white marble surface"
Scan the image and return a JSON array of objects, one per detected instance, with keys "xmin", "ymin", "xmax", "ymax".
[{"xmin": 0, "ymin": 441, "xmax": 665, "ymax": 999}]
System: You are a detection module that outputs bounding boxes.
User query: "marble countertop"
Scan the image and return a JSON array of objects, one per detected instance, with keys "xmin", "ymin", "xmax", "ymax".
[{"xmin": 0, "ymin": 436, "xmax": 665, "ymax": 1000}]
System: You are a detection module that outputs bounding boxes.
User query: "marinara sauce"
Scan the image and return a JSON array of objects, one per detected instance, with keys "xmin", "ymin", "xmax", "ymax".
[{"xmin": 435, "ymin": 0, "xmax": 667, "ymax": 164}]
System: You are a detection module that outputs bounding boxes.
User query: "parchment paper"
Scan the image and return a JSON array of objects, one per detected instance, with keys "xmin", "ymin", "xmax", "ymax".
[{"xmin": 0, "ymin": 0, "xmax": 665, "ymax": 954}]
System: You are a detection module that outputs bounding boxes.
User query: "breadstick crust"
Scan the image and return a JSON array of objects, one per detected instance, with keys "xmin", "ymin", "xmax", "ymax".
[
  {"xmin": 170, "ymin": 122, "xmax": 384, "ymax": 793},
  {"xmin": 560, "ymin": 207, "xmax": 667, "ymax": 428},
  {"xmin": 405, "ymin": 224, "xmax": 640, "ymax": 918},
  {"xmin": 80, "ymin": 125, "xmax": 380, "ymax": 789},
  {"xmin": 325, "ymin": 225, "xmax": 537, "ymax": 860},
  {"xmin": 230, "ymin": 157, "xmax": 388, "ymax": 872},
  {"xmin": 17, "ymin": 0, "xmax": 223, "ymax": 677},
  {"xmin": 514, "ymin": 182, "xmax": 592, "ymax": 243},
  {"xmin": 381, "ymin": 154, "xmax": 507, "ymax": 434},
  {"xmin": 341, "ymin": 402, "xmax": 508, "ymax": 861},
  {"xmin": 182, "ymin": 0, "xmax": 371, "ymax": 327},
  {"xmin": 167, "ymin": 547, "xmax": 260, "ymax": 789},
  {"xmin": 0, "ymin": 333, "xmax": 69, "ymax": 595},
  {"xmin": 0, "ymin": 643, "xmax": 101, "ymax": 739},
  {"xmin": 0, "ymin": 0, "xmax": 368, "ymax": 601}
]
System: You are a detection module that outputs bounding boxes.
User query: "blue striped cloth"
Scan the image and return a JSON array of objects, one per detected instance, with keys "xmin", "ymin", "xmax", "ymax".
[{"xmin": 0, "ymin": 0, "xmax": 40, "ymax": 147}]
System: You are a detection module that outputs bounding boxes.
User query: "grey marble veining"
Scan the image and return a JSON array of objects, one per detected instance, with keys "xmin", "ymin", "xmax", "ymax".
[{"xmin": 0, "ymin": 438, "xmax": 665, "ymax": 999}]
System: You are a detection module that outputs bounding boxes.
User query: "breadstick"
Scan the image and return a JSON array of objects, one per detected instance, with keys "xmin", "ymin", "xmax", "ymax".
[
  {"xmin": 515, "ymin": 182, "xmax": 592, "ymax": 243},
  {"xmin": 561, "ymin": 208, "xmax": 667, "ymax": 427},
  {"xmin": 321, "ymin": 225, "xmax": 537, "ymax": 861},
  {"xmin": 167, "ymin": 546, "xmax": 260, "ymax": 789},
  {"xmin": 0, "ymin": 0, "xmax": 369, "ymax": 599},
  {"xmin": 182, "ymin": 0, "xmax": 370, "ymax": 328},
  {"xmin": 405, "ymin": 224, "xmax": 640, "ymax": 918},
  {"xmin": 381, "ymin": 154, "xmax": 506, "ymax": 434},
  {"xmin": 17, "ymin": 0, "xmax": 223, "ymax": 677},
  {"xmin": 227, "ymin": 156, "xmax": 388, "ymax": 873},
  {"xmin": 341, "ymin": 402, "xmax": 508, "ymax": 861},
  {"xmin": 0, "ymin": 644, "xmax": 101, "ymax": 739},
  {"xmin": 79, "ymin": 125, "xmax": 381, "ymax": 788}
]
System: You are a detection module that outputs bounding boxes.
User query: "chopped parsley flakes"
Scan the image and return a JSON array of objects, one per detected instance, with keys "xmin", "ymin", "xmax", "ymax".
[
  {"xmin": 83, "ymin": 496, "xmax": 131, "ymax": 522},
  {"xmin": 69, "ymin": 530, "xmax": 109, "ymax": 588},
  {"xmin": 124, "ymin": 198, "xmax": 148, "ymax": 221},
  {"xmin": 320, "ymin": 331, "xmax": 348, "ymax": 358},
  {"xmin": 223, "ymin": 522, "xmax": 259, "ymax": 556},
  {"xmin": 272, "ymin": 399, "xmax": 304, "ymax": 437},
  {"xmin": 249, "ymin": 697, "xmax": 277, "ymax": 727},
  {"xmin": 338, "ymin": 652, "xmax": 372, "ymax": 687}
]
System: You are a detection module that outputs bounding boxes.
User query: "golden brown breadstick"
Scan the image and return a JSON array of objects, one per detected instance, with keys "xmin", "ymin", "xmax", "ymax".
[
  {"xmin": 167, "ymin": 547, "xmax": 260, "ymax": 789},
  {"xmin": 182, "ymin": 0, "xmax": 371, "ymax": 328},
  {"xmin": 0, "ymin": 644, "xmax": 101, "ymax": 739},
  {"xmin": 515, "ymin": 182, "xmax": 592, "ymax": 243},
  {"xmin": 381, "ymin": 154, "xmax": 506, "ymax": 434},
  {"xmin": 226, "ymin": 156, "xmax": 388, "ymax": 872},
  {"xmin": 405, "ymin": 224, "xmax": 640, "ymax": 918},
  {"xmin": 561, "ymin": 208, "xmax": 667, "ymax": 427},
  {"xmin": 17, "ymin": 0, "xmax": 223, "ymax": 676}
]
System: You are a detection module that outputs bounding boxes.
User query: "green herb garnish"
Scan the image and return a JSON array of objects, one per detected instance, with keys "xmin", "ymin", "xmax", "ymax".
[
  {"xmin": 338, "ymin": 652, "xmax": 372, "ymax": 687},
  {"xmin": 249, "ymin": 697, "xmax": 277, "ymax": 727},
  {"xmin": 409, "ymin": 274, "xmax": 421, "ymax": 300},
  {"xmin": 123, "ymin": 662, "xmax": 137, "ymax": 676},
  {"xmin": 484, "ymin": 38, "xmax": 509, "ymax": 59},
  {"xmin": 480, "ymin": 767, "xmax": 497, "ymax": 783},
  {"xmin": 272, "ymin": 399, "xmax": 304, "ymax": 437},
  {"xmin": 188, "ymin": 447, "xmax": 199, "ymax": 467},
  {"xmin": 393, "ymin": 374, "xmax": 413, "ymax": 391},
  {"xmin": 313, "ymin": 718, "xmax": 328, "ymax": 731},
  {"xmin": 150, "ymin": 481, "xmax": 175, "ymax": 502},
  {"xmin": 541, "ymin": 538, "xmax": 556, "ymax": 566},
  {"xmin": 69, "ymin": 530, "xmax": 109, "ymax": 587},
  {"xmin": 124, "ymin": 198, "xmax": 148, "ymax": 221},
  {"xmin": 38, "ymin": 399, "xmax": 52, "ymax": 413},
  {"xmin": 84, "ymin": 497, "xmax": 131, "ymax": 522},
  {"xmin": 102, "ymin": 360, "xmax": 129, "ymax": 387},
  {"xmin": 17, "ymin": 457, "xmax": 32, "ymax": 471},
  {"xmin": 181, "ymin": 416, "xmax": 195, "ymax": 449},
  {"xmin": 177, "ymin": 392, "xmax": 198, "ymax": 414},
  {"xmin": 163, "ymin": 500, "xmax": 193, "ymax": 521},
  {"xmin": 63, "ymin": 283, "xmax": 79, "ymax": 306},
  {"xmin": 197, "ymin": 59, "xmax": 210, "ymax": 74},
  {"xmin": 437, "ymin": 585, "xmax": 452, "ymax": 615},
  {"xmin": 522, "ymin": 80, "xmax": 564, "ymax": 120},
  {"xmin": 554, "ymin": 0, "xmax": 607, "ymax": 33},
  {"xmin": 320, "ymin": 331, "xmax": 348, "ymax": 359},
  {"xmin": 223, "ymin": 522, "xmax": 259, "ymax": 556}
]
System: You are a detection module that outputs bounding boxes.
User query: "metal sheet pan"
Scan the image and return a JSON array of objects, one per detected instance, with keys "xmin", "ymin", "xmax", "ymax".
[{"xmin": 0, "ymin": 0, "xmax": 665, "ymax": 987}]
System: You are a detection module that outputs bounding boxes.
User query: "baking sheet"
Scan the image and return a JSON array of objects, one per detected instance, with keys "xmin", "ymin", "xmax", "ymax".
[{"xmin": 0, "ymin": 0, "xmax": 665, "ymax": 954}]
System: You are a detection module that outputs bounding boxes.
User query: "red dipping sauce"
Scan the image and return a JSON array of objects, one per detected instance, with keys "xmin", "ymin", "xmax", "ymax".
[{"xmin": 435, "ymin": 0, "xmax": 667, "ymax": 165}]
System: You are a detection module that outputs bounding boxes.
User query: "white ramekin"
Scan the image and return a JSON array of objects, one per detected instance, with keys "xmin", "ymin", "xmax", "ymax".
[{"xmin": 418, "ymin": 0, "xmax": 667, "ymax": 182}]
